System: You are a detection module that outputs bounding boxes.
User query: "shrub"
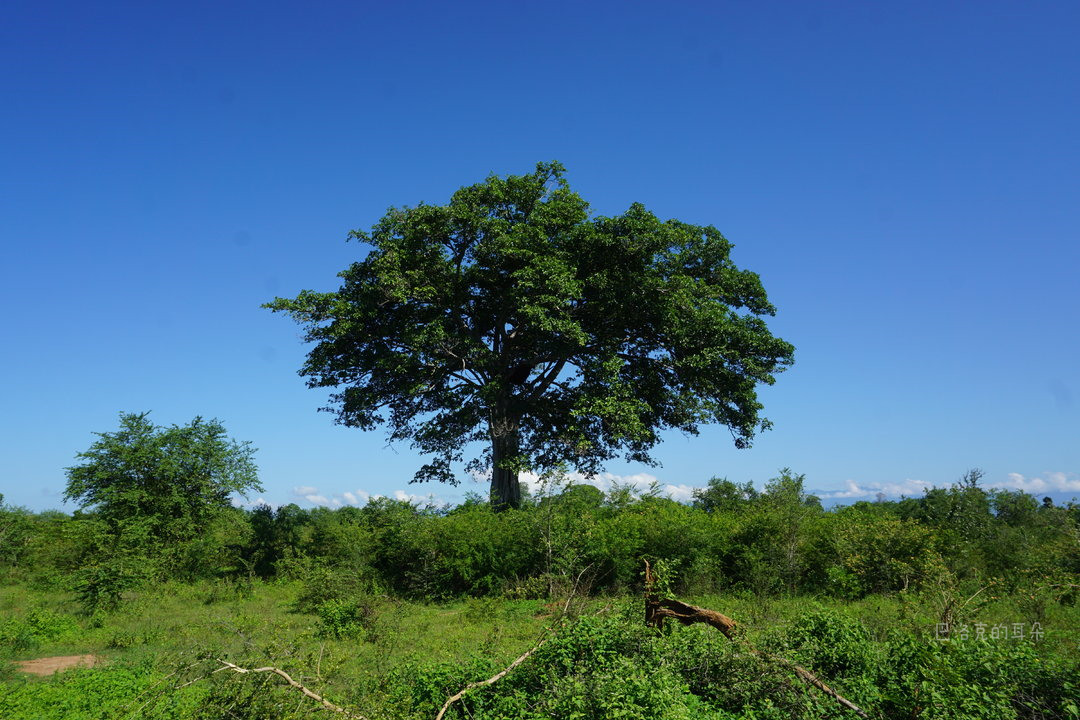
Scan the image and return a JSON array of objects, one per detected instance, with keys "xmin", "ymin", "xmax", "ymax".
[
  {"xmin": 315, "ymin": 598, "xmax": 377, "ymax": 641},
  {"xmin": 292, "ymin": 559, "xmax": 379, "ymax": 614},
  {"xmin": 73, "ymin": 562, "xmax": 140, "ymax": 615},
  {"xmin": 782, "ymin": 609, "xmax": 873, "ymax": 679},
  {"xmin": 0, "ymin": 607, "xmax": 79, "ymax": 652}
]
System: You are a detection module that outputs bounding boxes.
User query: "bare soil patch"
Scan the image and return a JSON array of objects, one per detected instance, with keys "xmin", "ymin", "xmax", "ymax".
[{"xmin": 14, "ymin": 654, "xmax": 102, "ymax": 676}]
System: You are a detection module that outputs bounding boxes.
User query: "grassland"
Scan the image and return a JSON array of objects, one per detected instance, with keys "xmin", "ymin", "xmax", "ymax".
[{"xmin": 3, "ymin": 578, "xmax": 1078, "ymax": 719}]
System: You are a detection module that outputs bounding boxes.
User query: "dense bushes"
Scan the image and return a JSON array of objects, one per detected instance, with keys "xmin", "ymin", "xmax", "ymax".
[
  {"xmin": 3, "ymin": 470, "xmax": 1078, "ymax": 720},
  {"xmin": 382, "ymin": 607, "xmax": 1079, "ymax": 720},
  {"xmin": 2, "ymin": 472, "xmax": 1078, "ymax": 606}
]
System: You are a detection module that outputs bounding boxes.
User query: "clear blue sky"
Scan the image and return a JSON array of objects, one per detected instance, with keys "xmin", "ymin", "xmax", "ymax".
[{"xmin": 3, "ymin": 0, "xmax": 1078, "ymax": 511}]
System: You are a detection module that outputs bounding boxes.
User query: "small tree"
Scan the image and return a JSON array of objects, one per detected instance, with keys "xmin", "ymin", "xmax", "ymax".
[
  {"xmin": 64, "ymin": 412, "xmax": 262, "ymax": 544},
  {"xmin": 267, "ymin": 162, "xmax": 794, "ymax": 509}
]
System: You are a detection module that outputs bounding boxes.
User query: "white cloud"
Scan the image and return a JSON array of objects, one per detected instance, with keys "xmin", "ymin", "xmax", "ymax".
[
  {"xmin": 519, "ymin": 470, "xmax": 659, "ymax": 492},
  {"xmin": 815, "ymin": 477, "xmax": 933, "ymax": 500},
  {"xmin": 513, "ymin": 470, "xmax": 701, "ymax": 501},
  {"xmin": 230, "ymin": 469, "xmax": 1080, "ymax": 513},
  {"xmin": 813, "ymin": 471, "xmax": 1080, "ymax": 501},
  {"xmin": 392, "ymin": 489, "xmax": 445, "ymax": 506},
  {"xmin": 992, "ymin": 471, "xmax": 1080, "ymax": 494},
  {"xmin": 342, "ymin": 490, "xmax": 373, "ymax": 506},
  {"xmin": 663, "ymin": 483, "xmax": 697, "ymax": 503},
  {"xmin": 284, "ymin": 483, "xmax": 452, "ymax": 508},
  {"xmin": 290, "ymin": 485, "xmax": 335, "ymax": 506}
]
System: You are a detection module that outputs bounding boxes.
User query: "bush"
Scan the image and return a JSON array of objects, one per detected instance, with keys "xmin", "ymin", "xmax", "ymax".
[
  {"xmin": 822, "ymin": 509, "xmax": 941, "ymax": 597},
  {"xmin": 315, "ymin": 598, "xmax": 378, "ymax": 641},
  {"xmin": 291, "ymin": 559, "xmax": 379, "ymax": 614},
  {"xmin": 782, "ymin": 609, "xmax": 873, "ymax": 679},
  {"xmin": 0, "ymin": 608, "xmax": 79, "ymax": 652},
  {"xmin": 73, "ymin": 562, "xmax": 141, "ymax": 615}
]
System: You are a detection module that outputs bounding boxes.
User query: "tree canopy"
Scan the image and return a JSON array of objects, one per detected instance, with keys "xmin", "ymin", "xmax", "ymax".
[
  {"xmin": 266, "ymin": 162, "xmax": 794, "ymax": 508},
  {"xmin": 64, "ymin": 412, "xmax": 261, "ymax": 540}
]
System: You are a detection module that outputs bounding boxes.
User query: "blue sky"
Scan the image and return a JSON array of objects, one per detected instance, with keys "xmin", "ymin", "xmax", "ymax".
[{"xmin": 3, "ymin": 0, "xmax": 1078, "ymax": 511}]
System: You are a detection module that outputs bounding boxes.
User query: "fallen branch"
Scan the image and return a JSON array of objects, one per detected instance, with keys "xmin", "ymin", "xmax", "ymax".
[
  {"xmin": 646, "ymin": 596, "xmax": 738, "ymax": 638},
  {"xmin": 777, "ymin": 655, "xmax": 870, "ymax": 719},
  {"xmin": 643, "ymin": 560, "xmax": 869, "ymax": 719},
  {"xmin": 217, "ymin": 660, "xmax": 369, "ymax": 719},
  {"xmin": 434, "ymin": 634, "xmax": 551, "ymax": 720},
  {"xmin": 436, "ymin": 566, "xmax": 590, "ymax": 720}
]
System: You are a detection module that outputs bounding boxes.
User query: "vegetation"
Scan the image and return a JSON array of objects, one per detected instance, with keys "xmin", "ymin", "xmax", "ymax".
[
  {"xmin": 265, "ymin": 162, "xmax": 794, "ymax": 508},
  {"xmin": 64, "ymin": 411, "xmax": 261, "ymax": 542},
  {"xmin": 1, "ymin": 471, "xmax": 1078, "ymax": 718},
  {"xmin": 58, "ymin": 412, "xmax": 261, "ymax": 611}
]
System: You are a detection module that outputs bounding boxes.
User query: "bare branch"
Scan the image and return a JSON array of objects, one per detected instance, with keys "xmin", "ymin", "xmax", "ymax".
[
  {"xmin": 435, "ymin": 565, "xmax": 589, "ymax": 720},
  {"xmin": 525, "ymin": 358, "xmax": 567, "ymax": 402},
  {"xmin": 217, "ymin": 660, "xmax": 369, "ymax": 719},
  {"xmin": 434, "ymin": 635, "xmax": 552, "ymax": 720}
]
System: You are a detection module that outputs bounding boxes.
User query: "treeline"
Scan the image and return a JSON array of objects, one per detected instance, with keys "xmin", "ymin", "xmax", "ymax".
[{"xmin": 2, "ymin": 469, "xmax": 1077, "ymax": 609}]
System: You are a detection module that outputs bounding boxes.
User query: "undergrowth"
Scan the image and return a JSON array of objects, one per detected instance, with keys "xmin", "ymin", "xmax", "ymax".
[{"xmin": 1, "ymin": 581, "xmax": 1077, "ymax": 719}]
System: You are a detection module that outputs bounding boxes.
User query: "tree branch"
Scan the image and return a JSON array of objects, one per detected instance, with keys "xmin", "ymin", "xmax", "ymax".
[
  {"xmin": 434, "ymin": 634, "xmax": 552, "ymax": 720},
  {"xmin": 216, "ymin": 660, "xmax": 369, "ymax": 719},
  {"xmin": 525, "ymin": 358, "xmax": 567, "ymax": 402},
  {"xmin": 435, "ymin": 565, "xmax": 588, "ymax": 720}
]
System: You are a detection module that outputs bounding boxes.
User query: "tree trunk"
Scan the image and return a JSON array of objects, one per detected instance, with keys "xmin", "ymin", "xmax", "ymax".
[{"xmin": 490, "ymin": 415, "xmax": 522, "ymax": 511}]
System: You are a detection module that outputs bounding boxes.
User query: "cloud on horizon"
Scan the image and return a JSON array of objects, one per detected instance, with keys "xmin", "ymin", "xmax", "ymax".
[
  {"xmin": 284, "ymin": 470, "xmax": 699, "ymax": 510},
  {"xmin": 815, "ymin": 477, "xmax": 934, "ymax": 501},
  {"xmin": 815, "ymin": 471, "xmax": 1080, "ymax": 501},
  {"xmin": 516, "ymin": 470, "xmax": 697, "ymax": 502},
  {"xmin": 291, "ymin": 486, "xmax": 447, "ymax": 508},
  {"xmin": 292, "ymin": 485, "xmax": 337, "ymax": 507},
  {"xmin": 993, "ymin": 471, "xmax": 1080, "ymax": 494},
  {"xmin": 246, "ymin": 470, "xmax": 1080, "ymax": 511}
]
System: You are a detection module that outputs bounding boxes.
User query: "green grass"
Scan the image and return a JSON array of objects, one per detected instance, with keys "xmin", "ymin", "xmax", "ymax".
[
  {"xmin": 1, "ymin": 580, "xmax": 1078, "ymax": 719},
  {"xmin": 0, "ymin": 580, "xmax": 557, "ymax": 719}
]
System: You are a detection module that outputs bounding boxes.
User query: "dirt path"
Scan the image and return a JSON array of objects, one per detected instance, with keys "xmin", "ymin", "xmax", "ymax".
[{"xmin": 14, "ymin": 654, "xmax": 102, "ymax": 676}]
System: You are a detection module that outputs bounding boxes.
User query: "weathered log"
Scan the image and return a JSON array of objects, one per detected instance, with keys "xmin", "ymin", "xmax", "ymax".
[{"xmin": 646, "ymin": 597, "xmax": 738, "ymax": 638}]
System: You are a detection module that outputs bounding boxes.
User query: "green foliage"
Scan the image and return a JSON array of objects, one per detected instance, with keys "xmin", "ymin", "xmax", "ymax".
[
  {"xmin": 781, "ymin": 609, "xmax": 873, "ymax": 679},
  {"xmin": 64, "ymin": 412, "xmax": 261, "ymax": 545},
  {"xmin": 822, "ymin": 507, "xmax": 942, "ymax": 597},
  {"xmin": 721, "ymin": 469, "xmax": 824, "ymax": 595},
  {"xmin": 57, "ymin": 413, "xmax": 262, "ymax": 610},
  {"xmin": 692, "ymin": 477, "xmax": 758, "ymax": 513},
  {"xmin": 0, "ymin": 607, "xmax": 79, "ymax": 651},
  {"xmin": 315, "ymin": 597, "xmax": 378, "ymax": 640},
  {"xmin": 73, "ymin": 561, "xmax": 141, "ymax": 615},
  {"xmin": 1, "ymin": 576, "xmax": 1078, "ymax": 720},
  {"xmin": 0, "ymin": 494, "xmax": 33, "ymax": 574},
  {"xmin": 871, "ymin": 634, "xmax": 1075, "ymax": 720},
  {"xmin": 10, "ymin": 471, "xmax": 1080, "ymax": 607},
  {"xmin": 0, "ymin": 662, "xmax": 205, "ymax": 720},
  {"xmin": 266, "ymin": 162, "xmax": 794, "ymax": 507},
  {"xmin": 291, "ymin": 558, "xmax": 378, "ymax": 614},
  {"xmin": 245, "ymin": 503, "xmax": 313, "ymax": 578}
]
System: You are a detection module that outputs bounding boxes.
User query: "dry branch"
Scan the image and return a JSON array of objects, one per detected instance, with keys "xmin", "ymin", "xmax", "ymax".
[
  {"xmin": 436, "ymin": 566, "xmax": 589, "ymax": 719},
  {"xmin": 217, "ymin": 660, "xmax": 369, "ymax": 719},
  {"xmin": 434, "ymin": 634, "xmax": 551, "ymax": 720},
  {"xmin": 646, "ymin": 596, "xmax": 738, "ymax": 638},
  {"xmin": 642, "ymin": 560, "xmax": 869, "ymax": 719}
]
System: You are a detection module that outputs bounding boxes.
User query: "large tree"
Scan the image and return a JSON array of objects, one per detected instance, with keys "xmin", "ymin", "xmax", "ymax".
[{"xmin": 266, "ymin": 163, "xmax": 794, "ymax": 509}]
